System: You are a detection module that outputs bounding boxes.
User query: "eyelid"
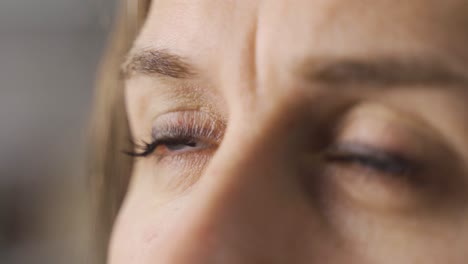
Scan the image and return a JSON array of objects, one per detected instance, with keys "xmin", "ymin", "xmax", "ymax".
[
  {"xmin": 335, "ymin": 103, "xmax": 430, "ymax": 164},
  {"xmin": 325, "ymin": 142, "xmax": 419, "ymax": 176},
  {"xmin": 151, "ymin": 111, "xmax": 226, "ymax": 144}
]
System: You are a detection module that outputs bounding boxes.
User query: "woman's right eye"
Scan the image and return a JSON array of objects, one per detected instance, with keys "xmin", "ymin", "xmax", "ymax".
[
  {"xmin": 162, "ymin": 138, "xmax": 198, "ymax": 151},
  {"xmin": 128, "ymin": 111, "xmax": 225, "ymax": 159},
  {"xmin": 152, "ymin": 136, "xmax": 211, "ymax": 155},
  {"xmin": 129, "ymin": 134, "xmax": 214, "ymax": 158}
]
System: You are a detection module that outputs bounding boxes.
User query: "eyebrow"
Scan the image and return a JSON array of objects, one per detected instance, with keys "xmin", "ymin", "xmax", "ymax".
[
  {"xmin": 123, "ymin": 49, "xmax": 468, "ymax": 87},
  {"xmin": 301, "ymin": 57, "xmax": 468, "ymax": 87},
  {"xmin": 122, "ymin": 49, "xmax": 195, "ymax": 79}
]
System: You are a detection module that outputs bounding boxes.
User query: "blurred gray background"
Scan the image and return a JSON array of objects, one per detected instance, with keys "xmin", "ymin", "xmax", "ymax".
[{"xmin": 0, "ymin": 0, "xmax": 116, "ymax": 263}]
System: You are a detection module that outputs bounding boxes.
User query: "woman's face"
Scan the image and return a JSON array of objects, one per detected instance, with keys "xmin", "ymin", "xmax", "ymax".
[{"xmin": 110, "ymin": 0, "xmax": 468, "ymax": 263}]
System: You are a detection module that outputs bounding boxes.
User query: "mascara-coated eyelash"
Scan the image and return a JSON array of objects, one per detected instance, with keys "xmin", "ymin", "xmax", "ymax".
[
  {"xmin": 127, "ymin": 136, "xmax": 199, "ymax": 157},
  {"xmin": 325, "ymin": 143, "xmax": 418, "ymax": 176},
  {"xmin": 127, "ymin": 112, "xmax": 224, "ymax": 158},
  {"xmin": 126, "ymin": 140, "xmax": 157, "ymax": 157}
]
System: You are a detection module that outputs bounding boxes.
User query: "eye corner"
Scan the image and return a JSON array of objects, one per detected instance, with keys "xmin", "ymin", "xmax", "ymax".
[{"xmin": 124, "ymin": 140, "xmax": 157, "ymax": 157}]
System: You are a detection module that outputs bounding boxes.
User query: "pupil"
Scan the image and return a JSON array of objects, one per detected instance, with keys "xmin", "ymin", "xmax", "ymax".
[{"xmin": 166, "ymin": 141, "xmax": 197, "ymax": 151}]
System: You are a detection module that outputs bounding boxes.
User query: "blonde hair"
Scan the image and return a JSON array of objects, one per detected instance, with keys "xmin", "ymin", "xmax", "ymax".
[{"xmin": 88, "ymin": 0, "xmax": 150, "ymax": 262}]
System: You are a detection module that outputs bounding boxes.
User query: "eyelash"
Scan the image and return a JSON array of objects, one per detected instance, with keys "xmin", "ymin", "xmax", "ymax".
[
  {"xmin": 128, "ymin": 136, "xmax": 199, "ymax": 157},
  {"xmin": 127, "ymin": 116, "xmax": 221, "ymax": 158},
  {"xmin": 128, "ymin": 129, "xmax": 416, "ymax": 180},
  {"xmin": 324, "ymin": 143, "xmax": 417, "ymax": 177}
]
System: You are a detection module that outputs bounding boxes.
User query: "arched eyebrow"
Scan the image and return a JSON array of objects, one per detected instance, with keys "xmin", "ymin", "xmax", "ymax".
[
  {"xmin": 122, "ymin": 48, "xmax": 196, "ymax": 79},
  {"xmin": 300, "ymin": 57, "xmax": 468, "ymax": 87}
]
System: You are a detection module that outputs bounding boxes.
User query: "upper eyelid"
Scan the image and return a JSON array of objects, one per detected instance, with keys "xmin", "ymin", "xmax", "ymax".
[
  {"xmin": 151, "ymin": 111, "xmax": 226, "ymax": 142},
  {"xmin": 324, "ymin": 142, "xmax": 418, "ymax": 175},
  {"xmin": 325, "ymin": 142, "xmax": 413, "ymax": 165}
]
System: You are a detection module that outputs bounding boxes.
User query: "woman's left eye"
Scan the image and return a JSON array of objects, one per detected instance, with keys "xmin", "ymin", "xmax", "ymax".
[{"xmin": 324, "ymin": 143, "xmax": 416, "ymax": 176}]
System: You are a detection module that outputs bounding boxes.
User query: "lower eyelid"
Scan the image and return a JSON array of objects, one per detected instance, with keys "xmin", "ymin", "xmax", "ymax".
[
  {"xmin": 321, "ymin": 162, "xmax": 430, "ymax": 212},
  {"xmin": 154, "ymin": 148, "xmax": 215, "ymax": 177}
]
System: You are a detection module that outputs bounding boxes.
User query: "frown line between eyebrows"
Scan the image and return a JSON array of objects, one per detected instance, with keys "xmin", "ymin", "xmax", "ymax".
[{"xmin": 122, "ymin": 48, "xmax": 196, "ymax": 79}]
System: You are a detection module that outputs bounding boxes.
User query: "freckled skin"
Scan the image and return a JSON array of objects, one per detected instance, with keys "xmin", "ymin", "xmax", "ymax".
[{"xmin": 110, "ymin": 0, "xmax": 468, "ymax": 263}]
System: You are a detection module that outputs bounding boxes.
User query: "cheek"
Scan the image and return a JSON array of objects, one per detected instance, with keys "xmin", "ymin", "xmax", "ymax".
[
  {"xmin": 108, "ymin": 192, "xmax": 189, "ymax": 264},
  {"xmin": 325, "ymin": 200, "xmax": 468, "ymax": 264}
]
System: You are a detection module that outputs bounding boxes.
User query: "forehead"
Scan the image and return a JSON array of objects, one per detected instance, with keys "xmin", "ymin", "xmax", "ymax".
[
  {"xmin": 137, "ymin": 0, "xmax": 468, "ymax": 44},
  {"xmin": 133, "ymin": 0, "xmax": 468, "ymax": 85}
]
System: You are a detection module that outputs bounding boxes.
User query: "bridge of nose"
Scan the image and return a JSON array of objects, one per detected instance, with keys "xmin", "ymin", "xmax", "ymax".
[{"xmin": 150, "ymin": 109, "xmax": 325, "ymax": 263}]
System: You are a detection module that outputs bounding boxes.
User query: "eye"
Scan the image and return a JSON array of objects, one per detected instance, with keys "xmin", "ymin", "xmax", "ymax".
[
  {"xmin": 162, "ymin": 138, "xmax": 198, "ymax": 151},
  {"xmin": 322, "ymin": 103, "xmax": 434, "ymax": 181},
  {"xmin": 325, "ymin": 143, "xmax": 417, "ymax": 177},
  {"xmin": 129, "ymin": 132, "xmax": 214, "ymax": 158},
  {"xmin": 127, "ymin": 111, "xmax": 225, "ymax": 159},
  {"xmin": 150, "ymin": 136, "xmax": 209, "ymax": 156}
]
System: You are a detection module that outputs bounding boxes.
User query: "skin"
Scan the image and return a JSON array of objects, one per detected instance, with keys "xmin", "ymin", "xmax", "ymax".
[{"xmin": 110, "ymin": 0, "xmax": 468, "ymax": 263}]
